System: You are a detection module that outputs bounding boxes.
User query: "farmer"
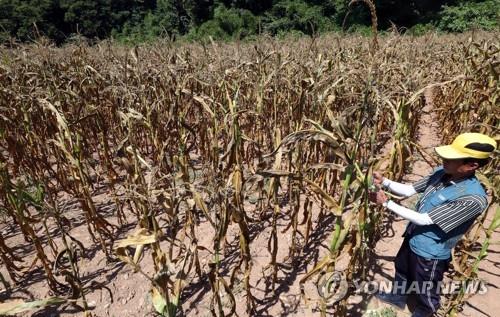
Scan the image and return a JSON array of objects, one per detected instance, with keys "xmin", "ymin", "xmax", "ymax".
[{"xmin": 369, "ymin": 132, "xmax": 497, "ymax": 317}]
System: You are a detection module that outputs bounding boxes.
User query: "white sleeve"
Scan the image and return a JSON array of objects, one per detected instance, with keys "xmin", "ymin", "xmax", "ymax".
[
  {"xmin": 386, "ymin": 200, "xmax": 433, "ymax": 225},
  {"xmin": 382, "ymin": 178, "xmax": 417, "ymax": 198}
]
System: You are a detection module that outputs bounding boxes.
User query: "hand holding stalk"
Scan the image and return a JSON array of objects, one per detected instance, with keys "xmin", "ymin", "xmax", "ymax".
[{"xmin": 369, "ymin": 189, "xmax": 388, "ymax": 206}]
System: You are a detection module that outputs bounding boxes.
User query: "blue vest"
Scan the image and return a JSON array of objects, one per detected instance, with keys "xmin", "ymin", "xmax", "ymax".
[{"xmin": 408, "ymin": 167, "xmax": 487, "ymax": 260}]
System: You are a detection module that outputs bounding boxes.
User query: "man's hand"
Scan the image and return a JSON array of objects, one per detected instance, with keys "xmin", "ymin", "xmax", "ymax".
[
  {"xmin": 373, "ymin": 171, "xmax": 384, "ymax": 186},
  {"xmin": 369, "ymin": 189, "xmax": 388, "ymax": 205}
]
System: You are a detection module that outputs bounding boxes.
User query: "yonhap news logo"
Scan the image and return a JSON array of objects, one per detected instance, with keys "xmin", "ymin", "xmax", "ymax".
[
  {"xmin": 317, "ymin": 271, "xmax": 349, "ymax": 304},
  {"xmin": 316, "ymin": 271, "xmax": 488, "ymax": 305}
]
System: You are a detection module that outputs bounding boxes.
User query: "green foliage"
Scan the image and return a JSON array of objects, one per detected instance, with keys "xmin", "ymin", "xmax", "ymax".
[
  {"xmin": 408, "ymin": 23, "xmax": 438, "ymax": 36},
  {"xmin": 0, "ymin": 0, "xmax": 497, "ymax": 44},
  {"xmin": 60, "ymin": 0, "xmax": 155, "ymax": 40},
  {"xmin": 438, "ymin": 0, "xmax": 499, "ymax": 32},
  {"xmin": 0, "ymin": 0, "xmax": 67, "ymax": 43},
  {"xmin": 118, "ymin": 0, "xmax": 188, "ymax": 43},
  {"xmin": 265, "ymin": 0, "xmax": 337, "ymax": 35},
  {"xmin": 60, "ymin": 0, "xmax": 107, "ymax": 38},
  {"xmin": 346, "ymin": 24, "xmax": 373, "ymax": 36},
  {"xmin": 188, "ymin": 4, "xmax": 259, "ymax": 41},
  {"xmin": 218, "ymin": 0, "xmax": 274, "ymax": 15}
]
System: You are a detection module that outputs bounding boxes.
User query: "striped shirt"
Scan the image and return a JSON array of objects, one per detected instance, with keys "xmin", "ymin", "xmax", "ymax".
[{"xmin": 412, "ymin": 174, "xmax": 488, "ymax": 233}]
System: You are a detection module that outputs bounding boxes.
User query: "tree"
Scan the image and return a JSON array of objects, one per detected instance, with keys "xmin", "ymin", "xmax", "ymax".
[
  {"xmin": 60, "ymin": 0, "xmax": 155, "ymax": 40},
  {"xmin": 189, "ymin": 4, "xmax": 258, "ymax": 40},
  {"xmin": 0, "ymin": 0, "xmax": 67, "ymax": 43},
  {"xmin": 439, "ymin": 0, "xmax": 499, "ymax": 32},
  {"xmin": 0, "ymin": 0, "xmax": 498, "ymax": 44},
  {"xmin": 265, "ymin": 0, "xmax": 336, "ymax": 35}
]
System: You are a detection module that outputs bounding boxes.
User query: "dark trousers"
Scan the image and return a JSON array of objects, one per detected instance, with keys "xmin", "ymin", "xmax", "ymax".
[{"xmin": 393, "ymin": 237, "xmax": 450, "ymax": 316}]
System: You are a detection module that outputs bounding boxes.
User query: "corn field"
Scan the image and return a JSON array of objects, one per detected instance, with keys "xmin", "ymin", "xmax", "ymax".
[{"xmin": 0, "ymin": 31, "xmax": 498, "ymax": 317}]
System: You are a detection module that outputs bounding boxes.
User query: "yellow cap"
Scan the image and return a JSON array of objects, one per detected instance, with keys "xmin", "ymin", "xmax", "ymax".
[{"xmin": 435, "ymin": 133, "xmax": 497, "ymax": 159}]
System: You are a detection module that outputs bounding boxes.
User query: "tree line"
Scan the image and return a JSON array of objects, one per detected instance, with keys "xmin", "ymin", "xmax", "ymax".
[{"xmin": 0, "ymin": 0, "xmax": 498, "ymax": 44}]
